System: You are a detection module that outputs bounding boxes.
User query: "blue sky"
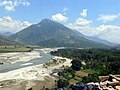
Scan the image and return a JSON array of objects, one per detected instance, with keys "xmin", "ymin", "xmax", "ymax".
[{"xmin": 0, "ymin": 0, "xmax": 120, "ymax": 43}]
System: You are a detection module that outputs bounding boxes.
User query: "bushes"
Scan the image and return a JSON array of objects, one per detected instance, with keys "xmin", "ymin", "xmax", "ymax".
[
  {"xmin": 81, "ymin": 73, "xmax": 100, "ymax": 84},
  {"xmin": 71, "ymin": 59, "xmax": 82, "ymax": 71},
  {"xmin": 57, "ymin": 79, "xmax": 69, "ymax": 88},
  {"xmin": 58, "ymin": 68, "xmax": 75, "ymax": 80}
]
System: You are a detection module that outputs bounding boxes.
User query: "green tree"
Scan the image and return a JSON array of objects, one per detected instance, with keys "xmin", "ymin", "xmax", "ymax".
[
  {"xmin": 82, "ymin": 73, "xmax": 99, "ymax": 83},
  {"xmin": 57, "ymin": 79, "xmax": 69, "ymax": 88},
  {"xmin": 71, "ymin": 59, "xmax": 82, "ymax": 71}
]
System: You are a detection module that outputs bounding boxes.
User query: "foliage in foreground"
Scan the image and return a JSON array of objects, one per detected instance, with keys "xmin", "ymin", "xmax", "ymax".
[{"xmin": 51, "ymin": 48, "xmax": 120, "ymax": 88}]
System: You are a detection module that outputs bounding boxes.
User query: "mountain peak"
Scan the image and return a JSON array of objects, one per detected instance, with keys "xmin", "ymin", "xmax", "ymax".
[
  {"xmin": 37, "ymin": 18, "xmax": 64, "ymax": 28},
  {"xmin": 41, "ymin": 18, "xmax": 52, "ymax": 23},
  {"xmin": 36, "ymin": 18, "xmax": 53, "ymax": 26},
  {"xmin": 10, "ymin": 18, "xmax": 109, "ymax": 48}
]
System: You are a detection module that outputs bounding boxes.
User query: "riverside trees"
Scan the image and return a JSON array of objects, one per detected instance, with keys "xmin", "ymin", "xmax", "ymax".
[{"xmin": 51, "ymin": 48, "xmax": 120, "ymax": 87}]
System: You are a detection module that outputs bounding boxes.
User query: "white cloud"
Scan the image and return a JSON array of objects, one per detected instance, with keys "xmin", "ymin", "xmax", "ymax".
[
  {"xmin": 75, "ymin": 18, "xmax": 92, "ymax": 26},
  {"xmin": 95, "ymin": 25, "xmax": 120, "ymax": 43},
  {"xmin": 80, "ymin": 9, "xmax": 88, "ymax": 18},
  {"xmin": 67, "ymin": 9, "xmax": 92, "ymax": 35},
  {"xmin": 97, "ymin": 13, "xmax": 120, "ymax": 23},
  {"xmin": 62, "ymin": 7, "xmax": 69, "ymax": 15},
  {"xmin": 67, "ymin": 8, "xmax": 91, "ymax": 28},
  {"xmin": 52, "ymin": 13, "xmax": 69, "ymax": 22},
  {"xmin": 0, "ymin": 16, "xmax": 31, "ymax": 32},
  {"xmin": 67, "ymin": 23, "xmax": 92, "ymax": 34},
  {"xmin": 67, "ymin": 23, "xmax": 81, "ymax": 30},
  {"xmin": 3, "ymin": 16, "xmax": 12, "ymax": 22},
  {"xmin": 66, "ymin": 9, "xmax": 120, "ymax": 43},
  {"xmin": 0, "ymin": 0, "xmax": 31, "ymax": 11},
  {"xmin": 63, "ymin": 7, "xmax": 69, "ymax": 12},
  {"xmin": 5, "ymin": 5, "xmax": 15, "ymax": 11},
  {"xmin": 67, "ymin": 23, "xmax": 120, "ymax": 43}
]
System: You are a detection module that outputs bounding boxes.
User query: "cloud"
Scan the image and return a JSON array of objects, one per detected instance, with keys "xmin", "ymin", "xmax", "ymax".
[
  {"xmin": 67, "ymin": 23, "xmax": 81, "ymax": 30},
  {"xmin": 52, "ymin": 13, "xmax": 69, "ymax": 22},
  {"xmin": 97, "ymin": 13, "xmax": 120, "ymax": 23},
  {"xmin": 0, "ymin": 16, "xmax": 31, "ymax": 32},
  {"xmin": 67, "ymin": 23, "xmax": 92, "ymax": 34},
  {"xmin": 80, "ymin": 9, "xmax": 88, "ymax": 18},
  {"xmin": 62, "ymin": 7, "xmax": 69, "ymax": 15},
  {"xmin": 0, "ymin": 0, "xmax": 31, "ymax": 11},
  {"xmin": 67, "ymin": 23, "xmax": 120, "ymax": 43},
  {"xmin": 63, "ymin": 7, "xmax": 69, "ymax": 12},
  {"xmin": 95, "ymin": 25, "xmax": 120, "ymax": 43},
  {"xmin": 67, "ymin": 8, "xmax": 91, "ymax": 27},
  {"xmin": 5, "ymin": 5, "xmax": 15, "ymax": 11},
  {"xmin": 66, "ymin": 9, "xmax": 120, "ymax": 43},
  {"xmin": 67, "ymin": 8, "xmax": 92, "ymax": 35},
  {"xmin": 75, "ymin": 18, "xmax": 92, "ymax": 26}
]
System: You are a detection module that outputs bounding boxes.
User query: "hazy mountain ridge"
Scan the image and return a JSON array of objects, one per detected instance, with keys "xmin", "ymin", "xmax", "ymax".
[
  {"xmin": 71, "ymin": 30, "xmax": 118, "ymax": 46},
  {"xmin": 84, "ymin": 36, "xmax": 118, "ymax": 46},
  {"xmin": 10, "ymin": 19, "xmax": 109, "ymax": 48},
  {"xmin": 0, "ymin": 32, "xmax": 13, "ymax": 37},
  {"xmin": 0, "ymin": 35, "xmax": 19, "ymax": 46}
]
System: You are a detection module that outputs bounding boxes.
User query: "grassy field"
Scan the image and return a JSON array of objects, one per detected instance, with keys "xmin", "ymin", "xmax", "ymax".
[
  {"xmin": 0, "ymin": 46, "xmax": 32, "ymax": 53},
  {"xmin": 81, "ymin": 69, "xmax": 98, "ymax": 74},
  {"xmin": 69, "ymin": 69, "xmax": 97, "ymax": 84}
]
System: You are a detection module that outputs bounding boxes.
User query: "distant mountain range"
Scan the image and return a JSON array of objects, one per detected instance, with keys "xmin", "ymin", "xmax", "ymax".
[
  {"xmin": 0, "ymin": 35, "xmax": 18, "ymax": 46},
  {"xmin": 71, "ymin": 30, "xmax": 117, "ymax": 46},
  {"xmin": 10, "ymin": 19, "xmax": 111, "ymax": 48},
  {"xmin": 85, "ymin": 36, "xmax": 118, "ymax": 46},
  {"xmin": 0, "ymin": 32, "xmax": 13, "ymax": 36}
]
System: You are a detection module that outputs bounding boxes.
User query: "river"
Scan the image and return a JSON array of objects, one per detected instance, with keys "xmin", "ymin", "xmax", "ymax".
[{"xmin": 0, "ymin": 49, "xmax": 53, "ymax": 73}]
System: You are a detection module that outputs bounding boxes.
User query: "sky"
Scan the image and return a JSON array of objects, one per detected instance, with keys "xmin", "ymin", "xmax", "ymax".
[{"xmin": 0, "ymin": 0, "xmax": 120, "ymax": 44}]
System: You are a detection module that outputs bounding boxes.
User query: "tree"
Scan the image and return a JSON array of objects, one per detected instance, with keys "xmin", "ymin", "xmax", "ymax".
[
  {"xmin": 82, "ymin": 73, "xmax": 99, "ymax": 83},
  {"xmin": 109, "ymin": 62, "xmax": 120, "ymax": 74},
  {"xmin": 57, "ymin": 79, "xmax": 69, "ymax": 88},
  {"xmin": 71, "ymin": 59, "xmax": 82, "ymax": 71},
  {"xmin": 28, "ymin": 88, "xmax": 32, "ymax": 90}
]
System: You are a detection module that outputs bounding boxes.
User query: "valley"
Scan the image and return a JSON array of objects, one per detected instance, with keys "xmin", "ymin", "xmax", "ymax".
[
  {"xmin": 0, "ymin": 0, "xmax": 120, "ymax": 89},
  {"xmin": 0, "ymin": 18, "xmax": 119, "ymax": 90},
  {"xmin": 0, "ymin": 47, "xmax": 72, "ymax": 89}
]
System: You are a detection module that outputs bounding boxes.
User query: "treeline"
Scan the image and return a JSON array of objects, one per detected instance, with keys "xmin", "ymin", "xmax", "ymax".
[
  {"xmin": 51, "ymin": 48, "xmax": 120, "ymax": 75},
  {"xmin": 50, "ymin": 48, "xmax": 120, "ymax": 88}
]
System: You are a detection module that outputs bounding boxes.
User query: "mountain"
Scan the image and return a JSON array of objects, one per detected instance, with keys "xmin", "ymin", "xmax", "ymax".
[
  {"xmin": 84, "ymin": 36, "xmax": 118, "ymax": 46},
  {"xmin": 72, "ymin": 30, "xmax": 117, "ymax": 46},
  {"xmin": 10, "ymin": 19, "xmax": 109, "ymax": 48},
  {"xmin": 0, "ymin": 32, "xmax": 13, "ymax": 36},
  {"xmin": 0, "ymin": 35, "xmax": 19, "ymax": 46},
  {"xmin": 95, "ymin": 30, "xmax": 120, "ymax": 45},
  {"xmin": 115, "ymin": 44, "xmax": 120, "ymax": 48}
]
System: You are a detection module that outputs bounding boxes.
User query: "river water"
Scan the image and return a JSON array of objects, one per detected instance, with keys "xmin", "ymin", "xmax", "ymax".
[{"xmin": 0, "ymin": 49, "xmax": 53, "ymax": 73}]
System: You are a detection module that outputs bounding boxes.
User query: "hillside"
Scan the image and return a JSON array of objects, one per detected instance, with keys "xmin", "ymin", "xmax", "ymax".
[
  {"xmin": 0, "ymin": 32, "xmax": 13, "ymax": 37},
  {"xmin": 85, "ymin": 36, "xmax": 118, "ymax": 46},
  {"xmin": 10, "ymin": 19, "xmax": 109, "ymax": 48},
  {"xmin": 72, "ymin": 30, "xmax": 117, "ymax": 46},
  {"xmin": 0, "ymin": 35, "xmax": 18, "ymax": 46}
]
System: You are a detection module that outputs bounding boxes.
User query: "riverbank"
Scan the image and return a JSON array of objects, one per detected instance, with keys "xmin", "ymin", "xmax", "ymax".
[
  {"xmin": 0, "ymin": 51, "xmax": 41, "ymax": 64},
  {"xmin": 0, "ymin": 55, "xmax": 71, "ymax": 90},
  {"xmin": 0, "ymin": 56, "xmax": 71, "ymax": 81}
]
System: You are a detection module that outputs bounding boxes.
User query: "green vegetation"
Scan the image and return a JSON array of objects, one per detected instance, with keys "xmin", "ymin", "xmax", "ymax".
[
  {"xmin": 58, "ymin": 68, "xmax": 75, "ymax": 80},
  {"xmin": 0, "ymin": 62, "xmax": 3, "ymax": 65},
  {"xmin": 51, "ymin": 48, "xmax": 120, "ymax": 88},
  {"xmin": 81, "ymin": 69, "xmax": 98, "ymax": 74},
  {"xmin": 57, "ymin": 79, "xmax": 70, "ymax": 88},
  {"xmin": 81, "ymin": 73, "xmax": 100, "ymax": 84},
  {"xmin": 71, "ymin": 59, "xmax": 82, "ymax": 71},
  {"xmin": 0, "ymin": 46, "xmax": 32, "ymax": 53},
  {"xmin": 28, "ymin": 88, "xmax": 32, "ymax": 90}
]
